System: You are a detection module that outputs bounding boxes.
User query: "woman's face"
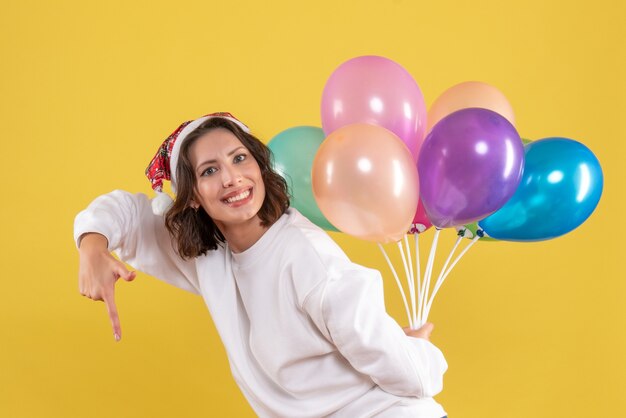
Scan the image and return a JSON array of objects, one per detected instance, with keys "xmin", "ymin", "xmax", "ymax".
[{"xmin": 189, "ymin": 128, "xmax": 266, "ymax": 230}]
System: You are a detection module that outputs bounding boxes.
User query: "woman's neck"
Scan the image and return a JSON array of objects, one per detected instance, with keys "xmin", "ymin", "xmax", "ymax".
[{"xmin": 216, "ymin": 215, "xmax": 269, "ymax": 254}]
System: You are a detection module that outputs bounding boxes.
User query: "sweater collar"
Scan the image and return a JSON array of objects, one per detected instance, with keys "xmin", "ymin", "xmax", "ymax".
[{"xmin": 229, "ymin": 208, "xmax": 293, "ymax": 268}]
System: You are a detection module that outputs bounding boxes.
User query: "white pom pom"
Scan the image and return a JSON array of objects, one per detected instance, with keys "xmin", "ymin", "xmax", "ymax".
[{"xmin": 151, "ymin": 192, "xmax": 174, "ymax": 215}]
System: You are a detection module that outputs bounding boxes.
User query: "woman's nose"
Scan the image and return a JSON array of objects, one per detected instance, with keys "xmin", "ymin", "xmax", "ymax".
[{"xmin": 222, "ymin": 166, "xmax": 242, "ymax": 187}]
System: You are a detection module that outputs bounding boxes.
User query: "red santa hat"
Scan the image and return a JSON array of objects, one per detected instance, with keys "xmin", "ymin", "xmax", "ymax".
[{"xmin": 145, "ymin": 112, "xmax": 250, "ymax": 215}]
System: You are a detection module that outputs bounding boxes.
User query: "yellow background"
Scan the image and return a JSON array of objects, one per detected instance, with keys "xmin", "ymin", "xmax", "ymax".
[{"xmin": 1, "ymin": 0, "xmax": 624, "ymax": 417}]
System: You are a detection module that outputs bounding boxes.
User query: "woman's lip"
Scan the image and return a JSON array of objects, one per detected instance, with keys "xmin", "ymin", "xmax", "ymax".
[
  {"xmin": 222, "ymin": 187, "xmax": 253, "ymax": 206},
  {"xmin": 222, "ymin": 187, "xmax": 252, "ymax": 200}
]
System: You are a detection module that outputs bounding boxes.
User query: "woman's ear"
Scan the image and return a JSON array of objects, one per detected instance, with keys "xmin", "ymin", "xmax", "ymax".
[{"xmin": 190, "ymin": 200, "xmax": 200, "ymax": 210}]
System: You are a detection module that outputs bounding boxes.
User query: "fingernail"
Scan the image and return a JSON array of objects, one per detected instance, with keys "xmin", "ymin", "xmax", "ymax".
[{"xmin": 114, "ymin": 333, "xmax": 121, "ymax": 342}]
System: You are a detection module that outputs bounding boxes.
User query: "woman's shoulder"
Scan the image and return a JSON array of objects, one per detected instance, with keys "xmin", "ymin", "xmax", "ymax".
[
  {"xmin": 280, "ymin": 208, "xmax": 348, "ymax": 261},
  {"xmin": 278, "ymin": 208, "xmax": 381, "ymax": 287}
]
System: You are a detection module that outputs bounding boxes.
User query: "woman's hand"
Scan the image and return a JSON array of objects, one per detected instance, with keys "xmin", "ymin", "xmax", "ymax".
[
  {"xmin": 403, "ymin": 322, "xmax": 435, "ymax": 341},
  {"xmin": 78, "ymin": 233, "xmax": 136, "ymax": 342}
]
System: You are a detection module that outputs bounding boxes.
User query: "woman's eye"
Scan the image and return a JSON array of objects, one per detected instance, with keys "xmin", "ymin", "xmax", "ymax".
[
  {"xmin": 201, "ymin": 167, "xmax": 217, "ymax": 176},
  {"xmin": 234, "ymin": 154, "xmax": 247, "ymax": 163}
]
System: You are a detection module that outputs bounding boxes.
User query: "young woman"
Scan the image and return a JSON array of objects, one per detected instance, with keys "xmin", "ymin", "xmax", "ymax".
[{"xmin": 75, "ymin": 112, "xmax": 448, "ymax": 418}]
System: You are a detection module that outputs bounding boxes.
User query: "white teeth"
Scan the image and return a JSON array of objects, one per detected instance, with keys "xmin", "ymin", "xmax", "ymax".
[{"xmin": 225, "ymin": 189, "xmax": 251, "ymax": 203}]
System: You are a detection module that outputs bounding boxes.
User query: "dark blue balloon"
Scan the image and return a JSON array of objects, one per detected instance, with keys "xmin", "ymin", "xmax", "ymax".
[{"xmin": 479, "ymin": 138, "xmax": 603, "ymax": 241}]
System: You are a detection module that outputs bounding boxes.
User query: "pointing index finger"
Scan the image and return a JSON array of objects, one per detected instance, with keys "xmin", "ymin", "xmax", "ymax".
[{"xmin": 103, "ymin": 292, "xmax": 121, "ymax": 341}]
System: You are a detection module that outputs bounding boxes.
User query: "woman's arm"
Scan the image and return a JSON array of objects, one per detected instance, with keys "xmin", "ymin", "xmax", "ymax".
[
  {"xmin": 306, "ymin": 267, "xmax": 447, "ymax": 398},
  {"xmin": 74, "ymin": 190, "xmax": 201, "ymax": 340}
]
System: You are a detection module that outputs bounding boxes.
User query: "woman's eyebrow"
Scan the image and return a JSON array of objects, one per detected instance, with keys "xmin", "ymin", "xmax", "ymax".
[{"xmin": 195, "ymin": 146, "xmax": 247, "ymax": 170}]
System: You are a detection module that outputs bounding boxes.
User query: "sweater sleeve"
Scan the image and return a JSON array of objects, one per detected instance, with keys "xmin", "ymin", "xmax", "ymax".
[
  {"xmin": 73, "ymin": 190, "xmax": 201, "ymax": 294},
  {"xmin": 314, "ymin": 266, "xmax": 447, "ymax": 398}
]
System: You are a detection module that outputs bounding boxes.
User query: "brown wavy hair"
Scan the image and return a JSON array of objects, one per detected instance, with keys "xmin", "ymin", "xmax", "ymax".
[{"xmin": 165, "ymin": 117, "xmax": 289, "ymax": 258}]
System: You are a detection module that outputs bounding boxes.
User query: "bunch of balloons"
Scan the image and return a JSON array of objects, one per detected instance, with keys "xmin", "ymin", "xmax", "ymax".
[
  {"xmin": 268, "ymin": 56, "xmax": 604, "ymax": 328},
  {"xmin": 270, "ymin": 55, "xmax": 427, "ymax": 242}
]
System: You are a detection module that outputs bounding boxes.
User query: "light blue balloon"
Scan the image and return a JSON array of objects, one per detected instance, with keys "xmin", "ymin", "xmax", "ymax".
[
  {"xmin": 478, "ymin": 137, "xmax": 603, "ymax": 241},
  {"xmin": 268, "ymin": 126, "xmax": 338, "ymax": 232}
]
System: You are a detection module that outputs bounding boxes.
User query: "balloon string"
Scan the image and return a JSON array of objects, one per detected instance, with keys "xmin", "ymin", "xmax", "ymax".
[
  {"xmin": 414, "ymin": 233, "xmax": 422, "ymax": 327},
  {"xmin": 421, "ymin": 234, "xmax": 463, "ymax": 323},
  {"xmin": 404, "ymin": 234, "xmax": 416, "ymax": 327},
  {"xmin": 378, "ymin": 243, "xmax": 413, "ymax": 329},
  {"xmin": 432, "ymin": 234, "xmax": 463, "ymax": 305},
  {"xmin": 423, "ymin": 234, "xmax": 480, "ymax": 321},
  {"xmin": 397, "ymin": 240, "xmax": 416, "ymax": 329},
  {"xmin": 418, "ymin": 228, "xmax": 441, "ymax": 327}
]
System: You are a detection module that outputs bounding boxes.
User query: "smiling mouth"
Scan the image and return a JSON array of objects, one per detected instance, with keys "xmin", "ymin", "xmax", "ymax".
[{"xmin": 222, "ymin": 188, "xmax": 252, "ymax": 205}]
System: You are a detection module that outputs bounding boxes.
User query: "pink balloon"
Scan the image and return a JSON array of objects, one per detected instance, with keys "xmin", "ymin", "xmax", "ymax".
[
  {"xmin": 312, "ymin": 124, "xmax": 419, "ymax": 243},
  {"xmin": 321, "ymin": 56, "xmax": 427, "ymax": 161},
  {"xmin": 409, "ymin": 199, "xmax": 432, "ymax": 235}
]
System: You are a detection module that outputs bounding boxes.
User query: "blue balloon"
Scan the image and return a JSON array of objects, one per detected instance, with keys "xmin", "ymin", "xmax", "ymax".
[
  {"xmin": 479, "ymin": 137, "xmax": 603, "ymax": 241},
  {"xmin": 268, "ymin": 126, "xmax": 338, "ymax": 232}
]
